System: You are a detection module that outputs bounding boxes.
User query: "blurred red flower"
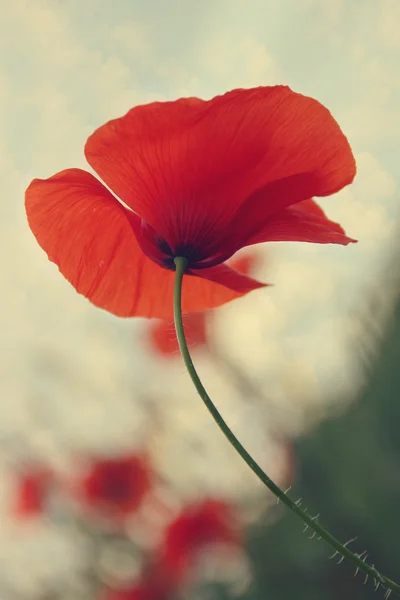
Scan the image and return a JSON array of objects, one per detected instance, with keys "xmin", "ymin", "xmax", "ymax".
[
  {"xmin": 149, "ymin": 252, "xmax": 260, "ymax": 356},
  {"xmin": 80, "ymin": 456, "xmax": 151, "ymax": 520},
  {"xmin": 14, "ymin": 468, "xmax": 52, "ymax": 518},
  {"xmin": 26, "ymin": 86, "xmax": 356, "ymax": 319},
  {"xmin": 149, "ymin": 312, "xmax": 207, "ymax": 356},
  {"xmin": 159, "ymin": 499, "xmax": 241, "ymax": 581}
]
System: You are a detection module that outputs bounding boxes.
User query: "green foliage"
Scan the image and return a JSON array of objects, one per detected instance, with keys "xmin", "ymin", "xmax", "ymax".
[{"xmin": 242, "ymin": 283, "xmax": 400, "ymax": 599}]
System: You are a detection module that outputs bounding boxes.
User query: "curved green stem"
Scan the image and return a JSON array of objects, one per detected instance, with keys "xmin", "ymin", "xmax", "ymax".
[{"xmin": 173, "ymin": 256, "xmax": 400, "ymax": 597}]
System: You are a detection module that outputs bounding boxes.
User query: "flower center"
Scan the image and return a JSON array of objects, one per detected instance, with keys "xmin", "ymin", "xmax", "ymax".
[
  {"xmin": 158, "ymin": 240, "xmax": 205, "ymax": 270},
  {"xmin": 133, "ymin": 217, "xmax": 233, "ymax": 271}
]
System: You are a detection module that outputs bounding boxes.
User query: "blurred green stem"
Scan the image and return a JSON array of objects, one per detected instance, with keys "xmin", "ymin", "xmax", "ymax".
[{"xmin": 173, "ymin": 255, "xmax": 400, "ymax": 597}]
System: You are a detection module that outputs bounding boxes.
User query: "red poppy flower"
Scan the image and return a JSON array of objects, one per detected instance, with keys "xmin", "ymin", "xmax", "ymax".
[
  {"xmin": 80, "ymin": 456, "xmax": 151, "ymax": 520},
  {"xmin": 148, "ymin": 252, "xmax": 260, "ymax": 356},
  {"xmin": 25, "ymin": 86, "xmax": 356, "ymax": 319},
  {"xmin": 159, "ymin": 499, "xmax": 241, "ymax": 581},
  {"xmin": 14, "ymin": 468, "xmax": 52, "ymax": 518}
]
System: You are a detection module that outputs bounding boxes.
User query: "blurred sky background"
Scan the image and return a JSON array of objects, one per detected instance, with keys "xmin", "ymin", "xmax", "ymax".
[{"xmin": 0, "ymin": 0, "xmax": 399, "ymax": 594}]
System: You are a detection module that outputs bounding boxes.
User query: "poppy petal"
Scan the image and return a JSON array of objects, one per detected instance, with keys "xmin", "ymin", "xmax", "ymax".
[
  {"xmin": 25, "ymin": 168, "xmax": 154, "ymax": 317},
  {"xmin": 193, "ymin": 263, "xmax": 267, "ymax": 295},
  {"xmin": 85, "ymin": 98, "xmax": 208, "ymax": 246},
  {"xmin": 25, "ymin": 170, "xmax": 266, "ymax": 319},
  {"xmin": 85, "ymin": 86, "xmax": 355, "ymax": 252},
  {"xmin": 242, "ymin": 199, "xmax": 357, "ymax": 246}
]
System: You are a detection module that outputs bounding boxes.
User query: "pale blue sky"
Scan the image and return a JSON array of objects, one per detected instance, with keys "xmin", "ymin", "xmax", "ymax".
[{"xmin": 0, "ymin": 0, "xmax": 399, "ymax": 588}]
